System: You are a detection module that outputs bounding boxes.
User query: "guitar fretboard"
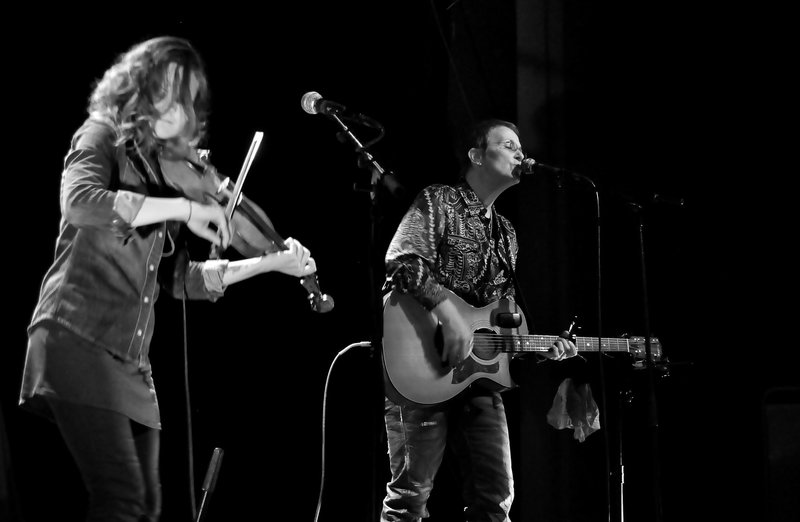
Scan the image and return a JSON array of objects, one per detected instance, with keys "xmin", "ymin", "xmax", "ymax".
[{"xmin": 473, "ymin": 333, "xmax": 632, "ymax": 354}]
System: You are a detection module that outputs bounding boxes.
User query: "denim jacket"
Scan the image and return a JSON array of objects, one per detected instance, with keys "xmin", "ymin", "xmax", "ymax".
[{"xmin": 29, "ymin": 118, "xmax": 225, "ymax": 365}]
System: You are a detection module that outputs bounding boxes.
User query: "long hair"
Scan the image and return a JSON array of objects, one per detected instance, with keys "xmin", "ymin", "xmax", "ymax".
[{"xmin": 87, "ymin": 36, "xmax": 210, "ymax": 155}]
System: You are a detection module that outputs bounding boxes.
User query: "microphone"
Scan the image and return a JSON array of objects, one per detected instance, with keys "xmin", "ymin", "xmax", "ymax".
[
  {"xmin": 514, "ymin": 157, "xmax": 567, "ymax": 176},
  {"xmin": 652, "ymin": 193, "xmax": 685, "ymax": 208},
  {"xmin": 514, "ymin": 158, "xmax": 596, "ymax": 190},
  {"xmin": 301, "ymin": 91, "xmax": 346, "ymax": 116}
]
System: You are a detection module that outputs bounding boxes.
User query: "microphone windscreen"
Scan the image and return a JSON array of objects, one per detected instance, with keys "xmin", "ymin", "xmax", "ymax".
[{"xmin": 301, "ymin": 91, "xmax": 322, "ymax": 115}]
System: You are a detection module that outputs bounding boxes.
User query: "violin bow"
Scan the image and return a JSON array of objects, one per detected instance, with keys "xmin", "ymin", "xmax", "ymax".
[
  {"xmin": 218, "ymin": 131, "xmax": 334, "ymax": 313},
  {"xmin": 224, "ymin": 131, "xmax": 264, "ymax": 221}
]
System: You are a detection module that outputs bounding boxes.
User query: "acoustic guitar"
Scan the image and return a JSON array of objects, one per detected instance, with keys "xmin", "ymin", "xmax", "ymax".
[{"xmin": 382, "ymin": 288, "xmax": 662, "ymax": 405}]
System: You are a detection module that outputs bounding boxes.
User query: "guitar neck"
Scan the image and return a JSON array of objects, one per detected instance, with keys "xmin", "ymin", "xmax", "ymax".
[{"xmin": 475, "ymin": 333, "xmax": 633, "ymax": 354}]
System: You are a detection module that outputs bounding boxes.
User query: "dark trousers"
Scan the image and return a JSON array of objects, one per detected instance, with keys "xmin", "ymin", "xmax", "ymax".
[
  {"xmin": 47, "ymin": 398, "xmax": 161, "ymax": 522},
  {"xmin": 381, "ymin": 389, "xmax": 514, "ymax": 522}
]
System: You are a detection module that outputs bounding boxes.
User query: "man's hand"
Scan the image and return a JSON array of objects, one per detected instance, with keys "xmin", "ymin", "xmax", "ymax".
[
  {"xmin": 543, "ymin": 334, "xmax": 578, "ymax": 361},
  {"xmin": 432, "ymin": 298, "xmax": 473, "ymax": 368}
]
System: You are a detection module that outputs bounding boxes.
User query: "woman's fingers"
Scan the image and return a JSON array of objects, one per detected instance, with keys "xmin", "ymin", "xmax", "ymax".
[
  {"xmin": 303, "ymin": 257, "xmax": 317, "ymax": 275},
  {"xmin": 187, "ymin": 200, "xmax": 231, "ymax": 248}
]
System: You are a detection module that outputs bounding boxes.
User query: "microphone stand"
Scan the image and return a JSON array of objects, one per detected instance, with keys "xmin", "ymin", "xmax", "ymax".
[
  {"xmin": 554, "ymin": 166, "xmax": 676, "ymax": 522},
  {"xmin": 196, "ymin": 447, "xmax": 224, "ymax": 522},
  {"xmin": 539, "ymin": 165, "xmax": 619, "ymax": 522},
  {"xmin": 625, "ymin": 199, "xmax": 664, "ymax": 522},
  {"xmin": 320, "ymin": 109, "xmax": 391, "ymax": 521},
  {"xmin": 330, "ymin": 111, "xmax": 388, "ymax": 341},
  {"xmin": 612, "ymin": 188, "xmax": 685, "ymax": 521}
]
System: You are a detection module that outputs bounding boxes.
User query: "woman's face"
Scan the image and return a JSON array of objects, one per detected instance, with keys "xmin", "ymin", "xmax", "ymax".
[{"xmin": 152, "ymin": 62, "xmax": 199, "ymax": 139}]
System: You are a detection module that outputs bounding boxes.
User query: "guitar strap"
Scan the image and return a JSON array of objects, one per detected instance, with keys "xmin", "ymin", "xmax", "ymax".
[{"xmin": 498, "ymin": 215, "xmax": 535, "ymax": 333}]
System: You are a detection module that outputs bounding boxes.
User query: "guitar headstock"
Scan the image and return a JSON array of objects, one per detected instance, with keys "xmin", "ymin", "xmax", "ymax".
[{"xmin": 627, "ymin": 336, "xmax": 663, "ymax": 361}]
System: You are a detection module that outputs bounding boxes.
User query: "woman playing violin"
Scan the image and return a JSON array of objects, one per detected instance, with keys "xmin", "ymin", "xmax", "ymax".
[{"xmin": 19, "ymin": 36, "xmax": 316, "ymax": 522}]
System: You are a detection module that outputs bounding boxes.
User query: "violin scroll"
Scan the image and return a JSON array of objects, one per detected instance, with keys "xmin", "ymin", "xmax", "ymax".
[{"xmin": 301, "ymin": 275, "xmax": 335, "ymax": 313}]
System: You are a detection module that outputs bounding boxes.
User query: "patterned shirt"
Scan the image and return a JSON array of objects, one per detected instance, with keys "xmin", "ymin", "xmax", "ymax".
[{"xmin": 384, "ymin": 182, "xmax": 518, "ymax": 310}]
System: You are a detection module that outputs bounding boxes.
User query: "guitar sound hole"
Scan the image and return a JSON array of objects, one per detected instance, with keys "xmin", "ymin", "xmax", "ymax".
[
  {"xmin": 433, "ymin": 327, "xmax": 500, "ymax": 363},
  {"xmin": 473, "ymin": 328, "xmax": 500, "ymax": 360}
]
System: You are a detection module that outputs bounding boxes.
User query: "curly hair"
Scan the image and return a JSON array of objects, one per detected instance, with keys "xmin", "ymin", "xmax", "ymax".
[{"xmin": 88, "ymin": 36, "xmax": 210, "ymax": 156}]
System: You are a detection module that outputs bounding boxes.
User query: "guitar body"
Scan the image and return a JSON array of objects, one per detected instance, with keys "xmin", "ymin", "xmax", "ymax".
[{"xmin": 382, "ymin": 288, "xmax": 528, "ymax": 406}]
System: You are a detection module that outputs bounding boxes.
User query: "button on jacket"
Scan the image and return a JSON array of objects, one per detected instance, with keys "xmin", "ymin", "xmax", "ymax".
[{"xmin": 29, "ymin": 118, "xmax": 224, "ymax": 366}]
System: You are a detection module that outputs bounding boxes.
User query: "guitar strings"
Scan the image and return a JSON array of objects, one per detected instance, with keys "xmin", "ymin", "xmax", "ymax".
[{"xmin": 471, "ymin": 334, "xmax": 633, "ymax": 353}]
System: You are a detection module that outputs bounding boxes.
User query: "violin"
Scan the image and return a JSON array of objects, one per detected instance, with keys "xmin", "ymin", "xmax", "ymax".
[{"xmin": 157, "ymin": 136, "xmax": 334, "ymax": 313}]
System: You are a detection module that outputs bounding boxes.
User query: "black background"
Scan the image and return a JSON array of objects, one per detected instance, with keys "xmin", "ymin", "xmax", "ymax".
[{"xmin": 2, "ymin": 2, "xmax": 796, "ymax": 521}]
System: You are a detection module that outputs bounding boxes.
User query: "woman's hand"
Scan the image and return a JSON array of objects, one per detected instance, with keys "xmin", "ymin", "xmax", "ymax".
[
  {"xmin": 264, "ymin": 237, "xmax": 316, "ymax": 277},
  {"xmin": 185, "ymin": 199, "xmax": 231, "ymax": 249}
]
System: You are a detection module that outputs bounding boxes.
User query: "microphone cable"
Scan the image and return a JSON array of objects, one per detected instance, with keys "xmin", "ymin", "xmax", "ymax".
[{"xmin": 313, "ymin": 341, "xmax": 373, "ymax": 522}]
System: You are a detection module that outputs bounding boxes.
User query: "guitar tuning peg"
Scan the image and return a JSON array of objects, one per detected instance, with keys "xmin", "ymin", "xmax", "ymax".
[{"xmin": 564, "ymin": 315, "xmax": 580, "ymax": 335}]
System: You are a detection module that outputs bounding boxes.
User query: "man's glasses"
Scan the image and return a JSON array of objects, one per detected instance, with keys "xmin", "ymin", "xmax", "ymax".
[{"xmin": 495, "ymin": 140, "xmax": 525, "ymax": 158}]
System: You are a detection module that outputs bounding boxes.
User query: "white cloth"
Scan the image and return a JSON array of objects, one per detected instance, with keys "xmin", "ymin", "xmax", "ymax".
[{"xmin": 546, "ymin": 378, "xmax": 601, "ymax": 442}]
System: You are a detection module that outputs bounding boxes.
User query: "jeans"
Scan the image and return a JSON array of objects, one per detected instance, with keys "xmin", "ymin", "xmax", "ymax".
[
  {"xmin": 381, "ymin": 388, "xmax": 514, "ymax": 521},
  {"xmin": 47, "ymin": 398, "xmax": 161, "ymax": 522}
]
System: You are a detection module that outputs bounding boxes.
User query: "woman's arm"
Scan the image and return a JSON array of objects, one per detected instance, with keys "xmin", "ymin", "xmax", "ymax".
[
  {"xmin": 221, "ymin": 238, "xmax": 316, "ymax": 286},
  {"xmin": 61, "ymin": 121, "xmax": 229, "ymax": 248},
  {"xmin": 132, "ymin": 196, "xmax": 230, "ymax": 247}
]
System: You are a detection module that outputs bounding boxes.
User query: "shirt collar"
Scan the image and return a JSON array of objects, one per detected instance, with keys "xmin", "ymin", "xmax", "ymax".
[{"xmin": 456, "ymin": 182, "xmax": 491, "ymax": 217}]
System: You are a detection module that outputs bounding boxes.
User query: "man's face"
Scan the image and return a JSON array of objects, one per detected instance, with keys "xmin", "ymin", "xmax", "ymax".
[{"xmin": 481, "ymin": 125, "xmax": 525, "ymax": 180}]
